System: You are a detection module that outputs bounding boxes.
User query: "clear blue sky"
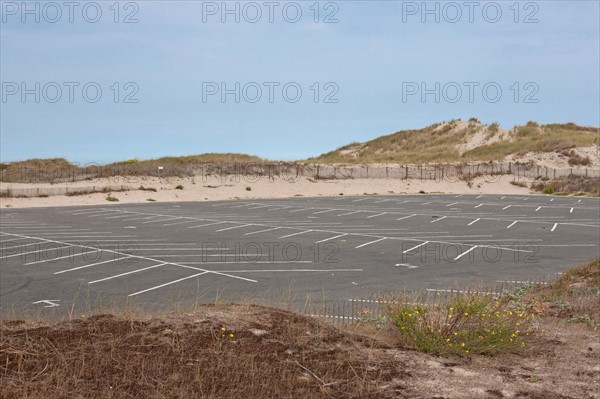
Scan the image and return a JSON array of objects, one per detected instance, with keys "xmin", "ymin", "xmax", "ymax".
[{"xmin": 1, "ymin": 1, "xmax": 599, "ymax": 164}]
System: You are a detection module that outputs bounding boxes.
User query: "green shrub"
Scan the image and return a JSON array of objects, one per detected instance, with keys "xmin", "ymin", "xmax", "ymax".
[
  {"xmin": 246, "ymin": 186, "xmax": 251, "ymax": 191},
  {"xmin": 383, "ymin": 293, "xmax": 535, "ymax": 356},
  {"xmin": 175, "ymin": 185, "xmax": 184, "ymax": 190},
  {"xmin": 542, "ymin": 186, "xmax": 554, "ymax": 194},
  {"xmin": 105, "ymin": 194, "xmax": 119, "ymax": 202}
]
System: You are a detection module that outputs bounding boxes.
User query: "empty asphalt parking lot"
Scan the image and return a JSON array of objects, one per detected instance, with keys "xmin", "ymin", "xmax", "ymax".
[{"xmin": 1, "ymin": 194, "xmax": 599, "ymax": 317}]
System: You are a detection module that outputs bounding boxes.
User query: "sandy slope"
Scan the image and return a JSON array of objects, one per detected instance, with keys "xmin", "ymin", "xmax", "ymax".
[{"xmin": 0, "ymin": 174, "xmax": 531, "ymax": 208}]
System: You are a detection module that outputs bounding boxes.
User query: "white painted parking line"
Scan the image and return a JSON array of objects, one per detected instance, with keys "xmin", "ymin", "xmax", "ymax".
[
  {"xmin": 244, "ymin": 227, "xmax": 281, "ymax": 236},
  {"xmin": 142, "ymin": 217, "xmax": 181, "ymax": 224},
  {"xmin": 506, "ymin": 221, "xmax": 518, "ymax": 229},
  {"xmin": 24, "ymin": 249, "xmax": 101, "ymax": 265},
  {"xmin": 502, "ymin": 205, "xmax": 511, "ymax": 210},
  {"xmin": 1, "ymin": 245, "xmax": 72, "ymax": 260},
  {"xmin": 289, "ymin": 208, "xmax": 313, "ymax": 213},
  {"xmin": 454, "ymin": 246, "xmax": 477, "ymax": 261},
  {"xmin": 315, "ymin": 234, "xmax": 347, "ymax": 244},
  {"xmin": 279, "ymin": 230, "xmax": 313, "ymax": 239},
  {"xmin": 248, "ymin": 205, "xmax": 272, "ymax": 210},
  {"xmin": 88, "ymin": 263, "xmax": 168, "ymax": 284},
  {"xmin": 395, "ymin": 263, "xmax": 419, "ymax": 269},
  {"xmin": 352, "ymin": 198, "xmax": 368, "ymax": 202},
  {"xmin": 476, "ymin": 195, "xmax": 482, "ymax": 199},
  {"xmin": 313, "ymin": 209, "xmax": 336, "ymax": 215},
  {"xmin": 402, "ymin": 241, "xmax": 429, "ymax": 253},
  {"xmin": 0, "ymin": 237, "xmax": 31, "ymax": 243},
  {"xmin": 446, "ymin": 202, "xmax": 458, "ymax": 207},
  {"xmin": 163, "ymin": 220, "xmax": 196, "ymax": 226},
  {"xmin": 535, "ymin": 206, "xmax": 541, "ymax": 212},
  {"xmin": 501, "ymin": 196, "xmax": 506, "ymax": 199},
  {"xmin": 551, "ymin": 223, "xmax": 558, "ymax": 232},
  {"xmin": 105, "ymin": 214, "xmax": 135, "ymax": 219},
  {"xmin": 215, "ymin": 224, "xmax": 253, "ymax": 232},
  {"xmin": 337, "ymin": 210, "xmax": 361, "ymax": 216},
  {"xmin": 128, "ymin": 271, "xmax": 210, "ymax": 297},
  {"xmin": 468, "ymin": 218, "xmax": 481, "ymax": 226},
  {"xmin": 355, "ymin": 237, "xmax": 386, "ymax": 249},
  {"xmin": 570, "ymin": 208, "xmax": 574, "ymax": 213},
  {"xmin": 421, "ymin": 202, "xmax": 432, "ymax": 205},
  {"xmin": 217, "ymin": 268, "xmax": 363, "ymax": 273},
  {"xmin": 366, "ymin": 212, "xmax": 386, "ymax": 219},
  {"xmin": 474, "ymin": 204, "xmax": 483, "ymax": 208},
  {"xmin": 187, "ymin": 221, "xmax": 225, "ymax": 229},
  {"xmin": 396, "ymin": 214, "xmax": 416, "ymax": 221},
  {"xmin": 178, "ymin": 260, "xmax": 313, "ymax": 265},
  {"xmin": 430, "ymin": 216, "xmax": 447, "ymax": 223},
  {"xmin": 54, "ymin": 257, "xmax": 132, "ymax": 274}
]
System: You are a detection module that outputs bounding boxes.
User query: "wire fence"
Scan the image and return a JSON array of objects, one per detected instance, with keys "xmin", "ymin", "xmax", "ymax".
[{"xmin": 296, "ymin": 279, "xmax": 551, "ymax": 324}]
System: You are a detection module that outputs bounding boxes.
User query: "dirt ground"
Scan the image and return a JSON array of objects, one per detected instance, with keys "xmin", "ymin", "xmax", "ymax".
[{"xmin": 1, "ymin": 304, "xmax": 598, "ymax": 399}]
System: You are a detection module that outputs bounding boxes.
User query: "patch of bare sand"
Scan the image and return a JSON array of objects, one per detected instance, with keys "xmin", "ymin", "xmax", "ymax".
[
  {"xmin": 0, "ymin": 174, "xmax": 531, "ymax": 208},
  {"xmin": 506, "ymin": 146, "xmax": 600, "ymax": 169}
]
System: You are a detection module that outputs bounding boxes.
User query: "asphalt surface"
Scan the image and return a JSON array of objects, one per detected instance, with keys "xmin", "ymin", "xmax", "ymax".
[{"xmin": 1, "ymin": 194, "xmax": 599, "ymax": 317}]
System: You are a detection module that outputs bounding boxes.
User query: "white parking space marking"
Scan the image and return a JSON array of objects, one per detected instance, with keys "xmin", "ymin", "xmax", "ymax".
[
  {"xmin": 454, "ymin": 246, "xmax": 478, "ymax": 261},
  {"xmin": 188, "ymin": 221, "xmax": 225, "ymax": 229},
  {"xmin": 503, "ymin": 205, "xmax": 511, "ymax": 210},
  {"xmin": 468, "ymin": 218, "xmax": 481, "ymax": 226},
  {"xmin": 551, "ymin": 223, "xmax": 558, "ymax": 232},
  {"xmin": 315, "ymin": 234, "xmax": 347, "ymax": 243},
  {"xmin": 313, "ymin": 209, "xmax": 336, "ymax": 215},
  {"xmin": 355, "ymin": 237, "xmax": 386, "ymax": 248},
  {"xmin": 447, "ymin": 202, "xmax": 458, "ymax": 207},
  {"xmin": 337, "ymin": 210, "xmax": 362, "ymax": 216},
  {"xmin": 128, "ymin": 271, "xmax": 210, "ymax": 297},
  {"xmin": 535, "ymin": 206, "xmax": 541, "ymax": 212},
  {"xmin": 396, "ymin": 214, "xmax": 416, "ymax": 221},
  {"xmin": 163, "ymin": 220, "xmax": 196, "ymax": 226},
  {"xmin": 142, "ymin": 217, "xmax": 181, "ymax": 224},
  {"xmin": 430, "ymin": 216, "xmax": 447, "ymax": 223},
  {"xmin": 366, "ymin": 212, "xmax": 386, "ymax": 219},
  {"xmin": 279, "ymin": 230, "xmax": 313, "ymax": 239},
  {"xmin": 474, "ymin": 204, "xmax": 483, "ymax": 208},
  {"xmin": 2, "ymin": 245, "xmax": 72, "ymax": 260},
  {"xmin": 54, "ymin": 257, "xmax": 131, "ymax": 274},
  {"xmin": 402, "ymin": 241, "xmax": 429, "ymax": 254},
  {"xmin": 244, "ymin": 227, "xmax": 281, "ymax": 235},
  {"xmin": 88, "ymin": 263, "xmax": 168, "ymax": 284},
  {"xmin": 215, "ymin": 224, "xmax": 253, "ymax": 232},
  {"xmin": 507, "ymin": 221, "xmax": 518, "ymax": 229}
]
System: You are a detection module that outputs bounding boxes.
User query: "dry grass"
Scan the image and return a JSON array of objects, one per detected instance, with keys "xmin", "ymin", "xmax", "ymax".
[
  {"xmin": 0, "ymin": 305, "xmax": 402, "ymax": 399},
  {"xmin": 530, "ymin": 176, "xmax": 600, "ymax": 196},
  {"xmin": 308, "ymin": 121, "xmax": 599, "ymax": 164},
  {"xmin": 525, "ymin": 257, "xmax": 600, "ymax": 330}
]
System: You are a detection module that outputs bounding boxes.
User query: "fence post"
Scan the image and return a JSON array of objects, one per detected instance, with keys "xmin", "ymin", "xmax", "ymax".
[
  {"xmin": 385, "ymin": 166, "xmax": 388, "ymax": 178},
  {"xmin": 316, "ymin": 164, "xmax": 320, "ymax": 180},
  {"xmin": 553, "ymin": 169, "xmax": 556, "ymax": 179},
  {"xmin": 508, "ymin": 162, "xmax": 512, "ymax": 174}
]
